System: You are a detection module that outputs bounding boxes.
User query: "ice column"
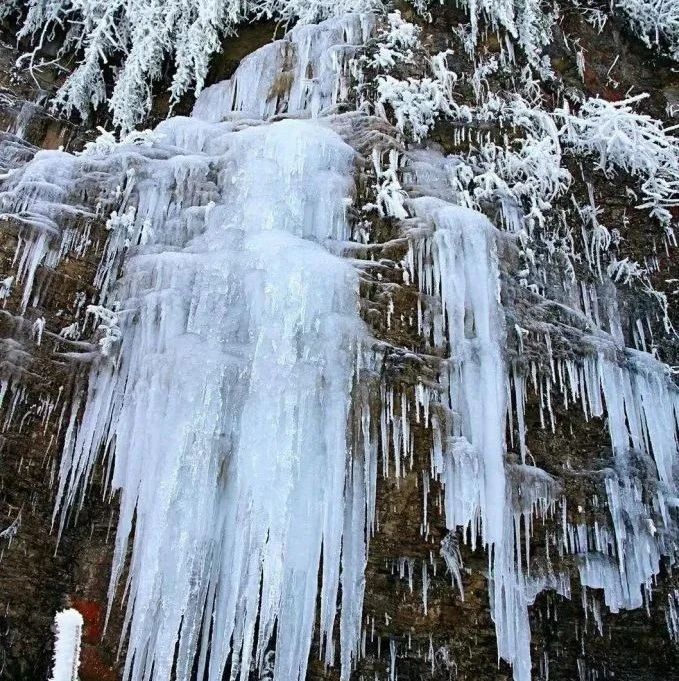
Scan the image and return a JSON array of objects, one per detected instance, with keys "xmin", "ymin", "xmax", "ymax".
[
  {"xmin": 407, "ymin": 199, "xmax": 535, "ymax": 680},
  {"xmin": 49, "ymin": 608, "xmax": 83, "ymax": 681}
]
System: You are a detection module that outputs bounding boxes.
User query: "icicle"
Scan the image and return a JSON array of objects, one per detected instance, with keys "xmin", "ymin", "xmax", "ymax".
[
  {"xmin": 666, "ymin": 589, "xmax": 679, "ymax": 643},
  {"xmin": 407, "ymin": 199, "xmax": 539, "ymax": 681},
  {"xmin": 440, "ymin": 532, "xmax": 464, "ymax": 600},
  {"xmin": 389, "ymin": 639, "xmax": 398, "ymax": 681},
  {"xmin": 53, "ymin": 88, "xmax": 376, "ymax": 681},
  {"xmin": 421, "ymin": 560, "xmax": 429, "ymax": 615}
]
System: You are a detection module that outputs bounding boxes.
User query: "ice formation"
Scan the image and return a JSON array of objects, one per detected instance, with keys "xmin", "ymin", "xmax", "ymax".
[
  {"xmin": 48, "ymin": 608, "xmax": 83, "ymax": 681},
  {"xmin": 397, "ymin": 159, "xmax": 679, "ymax": 681},
  {"xmin": 47, "ymin": 15, "xmax": 379, "ymax": 681},
  {"xmin": 1, "ymin": 6, "xmax": 679, "ymax": 681},
  {"xmin": 404, "ymin": 197, "xmax": 557, "ymax": 681},
  {"xmin": 193, "ymin": 13, "xmax": 375, "ymax": 121}
]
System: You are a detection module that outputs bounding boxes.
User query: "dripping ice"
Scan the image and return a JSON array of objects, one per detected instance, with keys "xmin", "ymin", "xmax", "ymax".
[
  {"xmin": 406, "ymin": 199, "xmax": 542, "ymax": 681},
  {"xmin": 50, "ymin": 14, "xmax": 379, "ymax": 681},
  {"xmin": 0, "ymin": 8, "xmax": 678, "ymax": 681},
  {"xmin": 399, "ymin": 114, "xmax": 679, "ymax": 681}
]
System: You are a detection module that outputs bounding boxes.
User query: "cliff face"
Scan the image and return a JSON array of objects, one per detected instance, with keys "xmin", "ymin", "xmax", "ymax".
[{"xmin": 1, "ymin": 3, "xmax": 679, "ymax": 681}]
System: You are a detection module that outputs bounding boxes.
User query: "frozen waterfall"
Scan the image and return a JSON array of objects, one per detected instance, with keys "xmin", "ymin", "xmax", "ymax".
[
  {"xmin": 51, "ymin": 14, "xmax": 378, "ymax": 681},
  {"xmin": 1, "ymin": 8, "xmax": 678, "ymax": 681}
]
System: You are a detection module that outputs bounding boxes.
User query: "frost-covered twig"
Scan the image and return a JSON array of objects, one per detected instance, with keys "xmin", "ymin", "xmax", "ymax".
[
  {"xmin": 615, "ymin": 0, "xmax": 679, "ymax": 61},
  {"xmin": 86, "ymin": 304, "xmax": 121, "ymax": 356},
  {"xmin": 79, "ymin": 127, "xmax": 163, "ymax": 156},
  {"xmin": 455, "ymin": 0, "xmax": 554, "ymax": 73},
  {"xmin": 376, "ymin": 75, "xmax": 451, "ymax": 141},
  {"xmin": 558, "ymin": 94, "xmax": 679, "ymax": 227}
]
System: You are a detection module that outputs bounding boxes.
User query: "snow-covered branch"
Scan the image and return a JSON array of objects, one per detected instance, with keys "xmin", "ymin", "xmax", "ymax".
[{"xmin": 557, "ymin": 94, "xmax": 679, "ymax": 227}]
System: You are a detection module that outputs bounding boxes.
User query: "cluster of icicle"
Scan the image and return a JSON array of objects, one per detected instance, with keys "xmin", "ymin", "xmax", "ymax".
[
  {"xmin": 382, "ymin": 74, "xmax": 679, "ymax": 681},
  {"xmin": 365, "ymin": 12, "xmax": 679, "ymax": 680},
  {"xmin": 389, "ymin": 136, "xmax": 679, "ymax": 680},
  {"xmin": 1, "ymin": 8, "xmax": 679, "ymax": 681},
  {"xmin": 2, "ymin": 14, "xmax": 380, "ymax": 681},
  {"xmin": 399, "ymin": 194, "xmax": 562, "ymax": 681}
]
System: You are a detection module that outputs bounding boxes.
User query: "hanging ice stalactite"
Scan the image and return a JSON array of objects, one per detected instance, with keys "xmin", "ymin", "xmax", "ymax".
[
  {"xmin": 54, "ymin": 118, "xmax": 376, "ymax": 681},
  {"xmin": 48, "ymin": 14, "xmax": 384, "ymax": 681}
]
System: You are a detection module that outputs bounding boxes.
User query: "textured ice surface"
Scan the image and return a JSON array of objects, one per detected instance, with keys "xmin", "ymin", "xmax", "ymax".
[
  {"xmin": 49, "ymin": 16, "xmax": 380, "ymax": 681},
  {"xmin": 403, "ymin": 146, "xmax": 679, "ymax": 680},
  {"xmin": 407, "ymin": 200, "xmax": 536, "ymax": 680},
  {"xmin": 54, "ymin": 117, "xmax": 374, "ymax": 681},
  {"xmin": 193, "ymin": 13, "xmax": 375, "ymax": 121}
]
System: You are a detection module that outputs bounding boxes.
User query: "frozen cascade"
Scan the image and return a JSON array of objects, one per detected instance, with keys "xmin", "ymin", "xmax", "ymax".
[
  {"xmin": 569, "ymin": 351, "xmax": 679, "ymax": 612},
  {"xmin": 408, "ymin": 199, "xmax": 507, "ymax": 546},
  {"xmin": 2, "ymin": 7, "xmax": 679, "ymax": 681},
  {"xmin": 402, "ymin": 127, "xmax": 679, "ymax": 677},
  {"xmin": 0, "ymin": 11, "xmax": 377, "ymax": 321},
  {"xmin": 407, "ymin": 199, "xmax": 538, "ymax": 681},
  {"xmin": 516, "ymin": 347, "xmax": 679, "ymax": 616},
  {"xmin": 49, "ymin": 14, "xmax": 381, "ymax": 681},
  {"xmin": 193, "ymin": 13, "xmax": 376, "ymax": 121}
]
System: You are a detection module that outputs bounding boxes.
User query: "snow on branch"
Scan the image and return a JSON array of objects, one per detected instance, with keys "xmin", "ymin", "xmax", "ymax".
[
  {"xmin": 367, "ymin": 12, "xmax": 456, "ymax": 141},
  {"xmin": 77, "ymin": 126, "xmax": 163, "ymax": 156},
  {"xmin": 86, "ymin": 304, "xmax": 122, "ymax": 356},
  {"xmin": 616, "ymin": 0, "xmax": 679, "ymax": 61},
  {"xmin": 376, "ymin": 75, "xmax": 451, "ymax": 141},
  {"xmin": 368, "ymin": 9, "xmax": 420, "ymax": 68},
  {"xmin": 557, "ymin": 93, "xmax": 679, "ymax": 228}
]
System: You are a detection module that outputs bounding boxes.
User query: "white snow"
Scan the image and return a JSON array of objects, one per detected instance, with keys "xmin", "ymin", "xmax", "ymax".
[
  {"xmin": 615, "ymin": 0, "xmax": 679, "ymax": 61},
  {"xmin": 558, "ymin": 93, "xmax": 679, "ymax": 228}
]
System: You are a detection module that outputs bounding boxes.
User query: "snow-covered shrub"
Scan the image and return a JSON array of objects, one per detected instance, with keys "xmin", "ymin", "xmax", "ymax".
[
  {"xmin": 79, "ymin": 127, "xmax": 162, "ymax": 156},
  {"xmin": 616, "ymin": 0, "xmax": 679, "ymax": 61},
  {"xmin": 376, "ymin": 75, "xmax": 451, "ymax": 141},
  {"xmin": 557, "ymin": 94, "xmax": 679, "ymax": 227},
  {"xmin": 368, "ymin": 10, "xmax": 421, "ymax": 68},
  {"xmin": 365, "ymin": 12, "xmax": 454, "ymax": 141},
  {"xmin": 607, "ymin": 256, "xmax": 646, "ymax": 284},
  {"xmin": 447, "ymin": 96, "xmax": 571, "ymax": 233},
  {"xmin": 11, "ymin": 0, "xmax": 382, "ymax": 132},
  {"xmin": 86, "ymin": 304, "xmax": 122, "ymax": 356},
  {"xmin": 368, "ymin": 148, "xmax": 408, "ymax": 218},
  {"xmin": 0, "ymin": 1, "xmax": 20, "ymax": 21}
]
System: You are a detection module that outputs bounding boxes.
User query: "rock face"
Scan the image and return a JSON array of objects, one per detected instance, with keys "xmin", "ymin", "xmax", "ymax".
[{"xmin": 1, "ymin": 4, "xmax": 679, "ymax": 681}]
